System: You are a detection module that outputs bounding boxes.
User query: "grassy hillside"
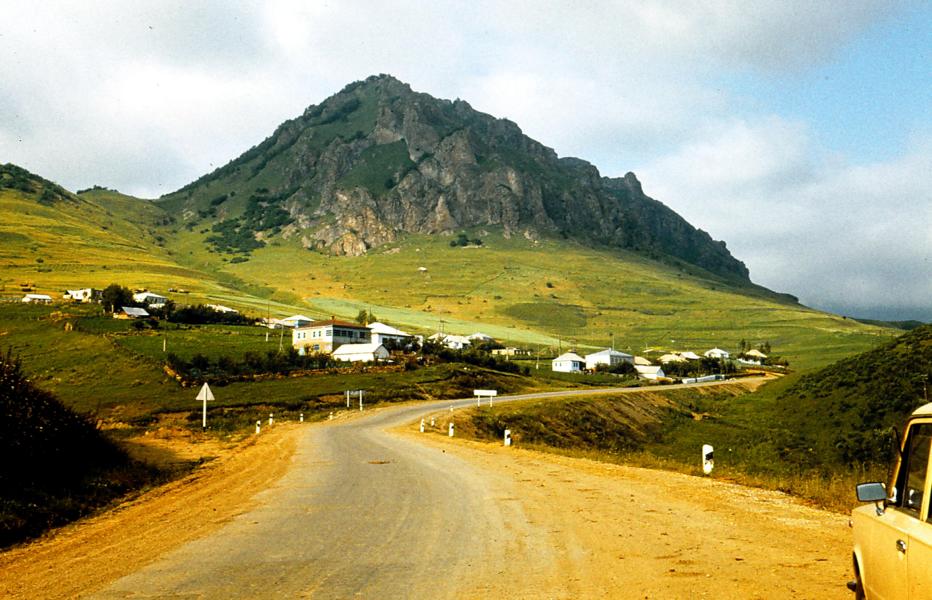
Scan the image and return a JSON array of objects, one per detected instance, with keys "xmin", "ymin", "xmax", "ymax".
[{"xmin": 0, "ymin": 349, "xmax": 162, "ymax": 547}]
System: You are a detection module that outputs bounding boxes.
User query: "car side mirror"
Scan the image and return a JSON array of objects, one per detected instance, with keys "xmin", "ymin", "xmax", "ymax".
[{"xmin": 856, "ymin": 482, "xmax": 888, "ymax": 515}]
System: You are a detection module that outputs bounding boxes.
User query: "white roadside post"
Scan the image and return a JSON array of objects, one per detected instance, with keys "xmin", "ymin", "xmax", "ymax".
[
  {"xmin": 345, "ymin": 390, "xmax": 350, "ymax": 409},
  {"xmin": 448, "ymin": 422, "xmax": 455, "ymax": 437},
  {"xmin": 420, "ymin": 418, "xmax": 425, "ymax": 433},
  {"xmin": 195, "ymin": 382, "xmax": 214, "ymax": 429},
  {"xmin": 702, "ymin": 444, "xmax": 714, "ymax": 475},
  {"xmin": 504, "ymin": 429, "xmax": 512, "ymax": 447},
  {"xmin": 255, "ymin": 420, "xmax": 261, "ymax": 435},
  {"xmin": 329, "ymin": 411, "xmax": 333, "ymax": 420},
  {"xmin": 300, "ymin": 413, "xmax": 304, "ymax": 423},
  {"xmin": 430, "ymin": 417, "xmax": 435, "ymax": 428},
  {"xmin": 269, "ymin": 413, "xmax": 274, "ymax": 427},
  {"xmin": 358, "ymin": 390, "xmax": 364, "ymax": 411}
]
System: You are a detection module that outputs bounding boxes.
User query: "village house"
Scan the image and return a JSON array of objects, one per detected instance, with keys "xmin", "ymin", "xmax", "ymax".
[
  {"xmin": 292, "ymin": 319, "xmax": 370, "ymax": 354},
  {"xmin": 679, "ymin": 351, "xmax": 702, "ymax": 361},
  {"xmin": 368, "ymin": 322, "xmax": 414, "ymax": 348},
  {"xmin": 744, "ymin": 349, "xmax": 768, "ymax": 360},
  {"xmin": 552, "ymin": 352, "xmax": 585, "ymax": 373},
  {"xmin": 132, "ymin": 291, "xmax": 168, "ymax": 307},
  {"xmin": 64, "ymin": 288, "xmax": 97, "ymax": 303},
  {"xmin": 206, "ymin": 304, "xmax": 238, "ymax": 314},
  {"xmin": 22, "ymin": 293, "xmax": 53, "ymax": 304},
  {"xmin": 659, "ymin": 353, "xmax": 687, "ymax": 364},
  {"xmin": 633, "ymin": 356, "xmax": 653, "ymax": 366},
  {"xmin": 491, "ymin": 347, "xmax": 530, "ymax": 358},
  {"xmin": 332, "ymin": 343, "xmax": 390, "ymax": 363},
  {"xmin": 634, "ymin": 365, "xmax": 665, "ymax": 380},
  {"xmin": 584, "ymin": 348, "xmax": 633, "ymax": 370},
  {"xmin": 468, "ymin": 332, "xmax": 495, "ymax": 343},
  {"xmin": 704, "ymin": 347, "xmax": 730, "ymax": 359},
  {"xmin": 277, "ymin": 315, "xmax": 314, "ymax": 329},
  {"xmin": 428, "ymin": 333, "xmax": 471, "ymax": 350}
]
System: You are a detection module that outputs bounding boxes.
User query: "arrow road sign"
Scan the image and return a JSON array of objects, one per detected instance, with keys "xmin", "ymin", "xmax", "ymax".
[{"xmin": 196, "ymin": 383, "xmax": 215, "ymax": 428}]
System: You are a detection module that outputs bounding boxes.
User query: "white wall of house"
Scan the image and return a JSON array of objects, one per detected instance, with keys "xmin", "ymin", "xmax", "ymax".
[
  {"xmin": 584, "ymin": 349, "xmax": 633, "ymax": 370},
  {"xmin": 552, "ymin": 352, "xmax": 585, "ymax": 373},
  {"xmin": 332, "ymin": 343, "xmax": 390, "ymax": 362}
]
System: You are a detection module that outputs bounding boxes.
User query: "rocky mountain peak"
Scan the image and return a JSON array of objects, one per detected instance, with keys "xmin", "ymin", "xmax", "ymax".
[{"xmin": 160, "ymin": 75, "xmax": 750, "ymax": 282}]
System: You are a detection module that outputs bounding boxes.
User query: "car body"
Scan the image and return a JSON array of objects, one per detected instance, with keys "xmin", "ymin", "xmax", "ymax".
[{"xmin": 850, "ymin": 402, "xmax": 932, "ymax": 599}]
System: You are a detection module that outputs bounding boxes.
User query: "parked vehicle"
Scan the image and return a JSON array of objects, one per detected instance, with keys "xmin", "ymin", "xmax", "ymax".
[{"xmin": 850, "ymin": 402, "xmax": 932, "ymax": 599}]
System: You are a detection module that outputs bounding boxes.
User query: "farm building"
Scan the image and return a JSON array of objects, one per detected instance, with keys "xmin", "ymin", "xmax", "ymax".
[
  {"xmin": 206, "ymin": 304, "xmax": 238, "ymax": 314},
  {"xmin": 659, "ymin": 353, "xmax": 687, "ymax": 364},
  {"xmin": 277, "ymin": 315, "xmax": 314, "ymax": 329},
  {"xmin": 428, "ymin": 333, "xmax": 471, "ymax": 350},
  {"xmin": 679, "ymin": 351, "xmax": 702, "ymax": 360},
  {"xmin": 115, "ymin": 306, "xmax": 149, "ymax": 319},
  {"xmin": 132, "ymin": 291, "xmax": 168, "ymax": 306},
  {"xmin": 368, "ymin": 322, "xmax": 414, "ymax": 348},
  {"xmin": 22, "ymin": 293, "xmax": 53, "ymax": 304},
  {"xmin": 634, "ymin": 365, "xmax": 665, "ymax": 380},
  {"xmin": 744, "ymin": 349, "xmax": 767, "ymax": 360},
  {"xmin": 492, "ymin": 347, "xmax": 530, "ymax": 357},
  {"xmin": 584, "ymin": 349, "xmax": 633, "ymax": 370},
  {"xmin": 552, "ymin": 352, "xmax": 585, "ymax": 373},
  {"xmin": 332, "ymin": 343, "xmax": 390, "ymax": 363},
  {"xmin": 633, "ymin": 356, "xmax": 653, "ymax": 366},
  {"xmin": 293, "ymin": 319, "xmax": 371, "ymax": 354},
  {"xmin": 704, "ymin": 348, "xmax": 730, "ymax": 359},
  {"xmin": 64, "ymin": 288, "xmax": 97, "ymax": 303}
]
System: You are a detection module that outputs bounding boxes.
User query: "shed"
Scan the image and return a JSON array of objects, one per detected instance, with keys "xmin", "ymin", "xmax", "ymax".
[
  {"xmin": 22, "ymin": 293, "xmax": 53, "ymax": 304},
  {"xmin": 332, "ymin": 343, "xmax": 390, "ymax": 363},
  {"xmin": 704, "ymin": 348, "xmax": 730, "ymax": 359},
  {"xmin": 634, "ymin": 365, "xmax": 665, "ymax": 380},
  {"xmin": 116, "ymin": 306, "xmax": 150, "ymax": 319}
]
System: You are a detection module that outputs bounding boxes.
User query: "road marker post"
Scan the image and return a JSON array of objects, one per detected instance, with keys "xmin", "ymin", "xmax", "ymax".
[
  {"xmin": 255, "ymin": 420, "xmax": 261, "ymax": 435},
  {"xmin": 300, "ymin": 413, "xmax": 304, "ymax": 423},
  {"xmin": 359, "ymin": 390, "xmax": 364, "ymax": 411},
  {"xmin": 430, "ymin": 417, "xmax": 435, "ymax": 427},
  {"xmin": 504, "ymin": 429, "xmax": 512, "ymax": 447},
  {"xmin": 448, "ymin": 422, "xmax": 454, "ymax": 437},
  {"xmin": 702, "ymin": 444, "xmax": 714, "ymax": 474},
  {"xmin": 420, "ymin": 418, "xmax": 425, "ymax": 433},
  {"xmin": 329, "ymin": 411, "xmax": 333, "ymax": 420},
  {"xmin": 345, "ymin": 390, "xmax": 350, "ymax": 409}
]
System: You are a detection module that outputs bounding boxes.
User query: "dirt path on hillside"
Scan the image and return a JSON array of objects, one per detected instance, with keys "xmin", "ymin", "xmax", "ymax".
[{"xmin": 0, "ymin": 424, "xmax": 303, "ymax": 599}]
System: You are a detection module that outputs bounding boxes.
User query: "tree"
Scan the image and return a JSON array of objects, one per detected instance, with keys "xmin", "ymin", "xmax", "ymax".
[
  {"xmin": 355, "ymin": 309, "xmax": 377, "ymax": 324},
  {"xmin": 101, "ymin": 283, "xmax": 134, "ymax": 313}
]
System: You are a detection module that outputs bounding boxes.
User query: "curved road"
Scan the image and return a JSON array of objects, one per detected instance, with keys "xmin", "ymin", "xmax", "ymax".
[{"xmin": 91, "ymin": 381, "xmax": 851, "ymax": 598}]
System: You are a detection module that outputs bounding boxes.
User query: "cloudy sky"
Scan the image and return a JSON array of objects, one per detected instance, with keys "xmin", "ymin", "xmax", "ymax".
[{"xmin": 1, "ymin": 1, "xmax": 929, "ymax": 320}]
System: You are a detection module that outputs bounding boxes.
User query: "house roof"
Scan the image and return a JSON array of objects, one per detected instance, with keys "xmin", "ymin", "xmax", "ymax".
[
  {"xmin": 744, "ymin": 349, "xmax": 768, "ymax": 358},
  {"xmin": 586, "ymin": 348, "xmax": 633, "ymax": 359},
  {"xmin": 468, "ymin": 332, "xmax": 494, "ymax": 340},
  {"xmin": 24, "ymin": 293, "xmax": 52, "ymax": 300},
  {"xmin": 122, "ymin": 306, "xmax": 149, "ymax": 317},
  {"xmin": 281, "ymin": 314, "xmax": 313, "ymax": 322},
  {"xmin": 298, "ymin": 319, "xmax": 368, "ymax": 330},
  {"xmin": 553, "ymin": 352, "xmax": 585, "ymax": 362},
  {"xmin": 332, "ymin": 343, "xmax": 386, "ymax": 355},
  {"xmin": 633, "ymin": 356, "xmax": 652, "ymax": 366},
  {"xmin": 635, "ymin": 365, "xmax": 663, "ymax": 374},
  {"xmin": 659, "ymin": 353, "xmax": 686, "ymax": 363},
  {"xmin": 679, "ymin": 351, "xmax": 702, "ymax": 360},
  {"xmin": 704, "ymin": 347, "xmax": 730, "ymax": 356},
  {"xmin": 368, "ymin": 322, "xmax": 411, "ymax": 336}
]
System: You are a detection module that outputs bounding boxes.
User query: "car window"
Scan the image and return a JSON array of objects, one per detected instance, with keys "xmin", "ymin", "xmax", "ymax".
[{"xmin": 896, "ymin": 423, "xmax": 932, "ymax": 517}]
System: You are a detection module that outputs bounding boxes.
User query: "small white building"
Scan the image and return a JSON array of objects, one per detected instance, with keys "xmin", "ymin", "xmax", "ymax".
[
  {"xmin": 552, "ymin": 352, "xmax": 585, "ymax": 373},
  {"xmin": 468, "ymin": 332, "xmax": 495, "ymax": 343},
  {"xmin": 584, "ymin": 348, "xmax": 633, "ymax": 370},
  {"xmin": 679, "ymin": 351, "xmax": 702, "ymax": 361},
  {"xmin": 64, "ymin": 288, "xmax": 96, "ymax": 303},
  {"xmin": 278, "ymin": 315, "xmax": 314, "ymax": 329},
  {"xmin": 492, "ymin": 347, "xmax": 530, "ymax": 357},
  {"xmin": 132, "ymin": 291, "xmax": 168, "ymax": 306},
  {"xmin": 207, "ymin": 304, "xmax": 238, "ymax": 314},
  {"xmin": 332, "ymin": 343, "xmax": 390, "ymax": 363},
  {"xmin": 744, "ymin": 349, "xmax": 768, "ymax": 360},
  {"xmin": 428, "ymin": 333, "xmax": 472, "ymax": 350},
  {"xmin": 659, "ymin": 353, "xmax": 687, "ymax": 364},
  {"xmin": 635, "ymin": 365, "xmax": 665, "ymax": 380},
  {"xmin": 22, "ymin": 293, "xmax": 53, "ymax": 304},
  {"xmin": 368, "ymin": 322, "xmax": 413, "ymax": 348},
  {"xmin": 704, "ymin": 348, "xmax": 730, "ymax": 359}
]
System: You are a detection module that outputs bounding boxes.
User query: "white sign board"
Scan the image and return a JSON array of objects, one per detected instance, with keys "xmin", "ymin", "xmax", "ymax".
[{"xmin": 473, "ymin": 389, "xmax": 498, "ymax": 396}]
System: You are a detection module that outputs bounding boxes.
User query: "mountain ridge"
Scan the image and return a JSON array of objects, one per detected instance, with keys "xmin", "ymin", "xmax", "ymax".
[{"xmin": 160, "ymin": 74, "xmax": 750, "ymax": 282}]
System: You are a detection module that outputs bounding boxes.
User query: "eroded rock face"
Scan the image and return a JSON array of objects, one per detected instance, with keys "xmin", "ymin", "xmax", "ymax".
[{"xmin": 164, "ymin": 74, "xmax": 750, "ymax": 281}]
